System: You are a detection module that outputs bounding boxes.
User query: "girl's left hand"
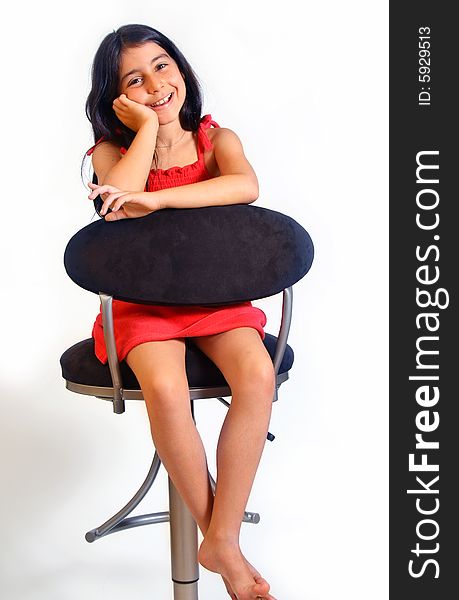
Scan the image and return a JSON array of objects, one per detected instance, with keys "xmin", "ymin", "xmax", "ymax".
[{"xmin": 88, "ymin": 183, "xmax": 161, "ymax": 221}]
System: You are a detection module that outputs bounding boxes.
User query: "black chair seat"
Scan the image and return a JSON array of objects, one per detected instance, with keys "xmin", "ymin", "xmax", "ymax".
[{"xmin": 60, "ymin": 333, "xmax": 294, "ymax": 390}]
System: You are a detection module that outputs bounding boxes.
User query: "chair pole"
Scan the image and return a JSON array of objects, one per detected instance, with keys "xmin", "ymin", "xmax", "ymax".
[
  {"xmin": 99, "ymin": 292, "xmax": 125, "ymax": 413},
  {"xmin": 168, "ymin": 398, "xmax": 199, "ymax": 598},
  {"xmin": 168, "ymin": 478, "xmax": 199, "ymax": 599}
]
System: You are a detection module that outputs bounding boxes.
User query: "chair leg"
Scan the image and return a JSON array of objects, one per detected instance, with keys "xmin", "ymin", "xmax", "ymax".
[
  {"xmin": 85, "ymin": 451, "xmax": 163, "ymax": 542},
  {"xmin": 168, "ymin": 477, "xmax": 199, "ymax": 599}
]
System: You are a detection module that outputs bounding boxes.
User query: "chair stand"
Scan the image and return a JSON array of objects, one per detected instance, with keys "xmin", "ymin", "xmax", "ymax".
[
  {"xmin": 83, "ymin": 399, "xmax": 263, "ymax": 599},
  {"xmin": 169, "ymin": 478, "xmax": 199, "ymax": 599}
]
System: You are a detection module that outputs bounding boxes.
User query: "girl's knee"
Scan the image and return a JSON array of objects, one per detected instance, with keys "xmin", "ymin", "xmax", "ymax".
[
  {"xmin": 231, "ymin": 355, "xmax": 276, "ymax": 397},
  {"xmin": 142, "ymin": 376, "xmax": 189, "ymax": 409}
]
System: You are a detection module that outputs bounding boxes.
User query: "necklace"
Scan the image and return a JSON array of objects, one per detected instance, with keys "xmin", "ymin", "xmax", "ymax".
[{"xmin": 156, "ymin": 130, "xmax": 187, "ymax": 149}]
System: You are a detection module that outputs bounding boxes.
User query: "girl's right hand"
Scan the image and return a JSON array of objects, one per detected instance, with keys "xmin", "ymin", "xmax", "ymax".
[{"xmin": 113, "ymin": 94, "xmax": 159, "ymax": 132}]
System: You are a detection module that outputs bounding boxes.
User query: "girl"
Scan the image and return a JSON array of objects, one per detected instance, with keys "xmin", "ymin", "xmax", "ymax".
[{"xmin": 86, "ymin": 24, "xmax": 276, "ymax": 600}]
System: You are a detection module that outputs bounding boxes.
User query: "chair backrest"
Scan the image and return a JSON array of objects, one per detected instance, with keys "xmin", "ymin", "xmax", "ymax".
[{"xmin": 64, "ymin": 205, "xmax": 314, "ymax": 304}]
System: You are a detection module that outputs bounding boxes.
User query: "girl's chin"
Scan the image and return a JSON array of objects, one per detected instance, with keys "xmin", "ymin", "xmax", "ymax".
[
  {"xmin": 157, "ymin": 115, "xmax": 175, "ymax": 126},
  {"xmin": 156, "ymin": 112, "xmax": 182, "ymax": 127}
]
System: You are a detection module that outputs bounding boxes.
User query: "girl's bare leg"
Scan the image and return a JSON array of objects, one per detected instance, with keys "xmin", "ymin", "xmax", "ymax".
[
  {"xmin": 192, "ymin": 328, "xmax": 276, "ymax": 600},
  {"xmin": 126, "ymin": 339, "xmax": 214, "ymax": 534},
  {"xmin": 126, "ymin": 333, "xmax": 276, "ymax": 599}
]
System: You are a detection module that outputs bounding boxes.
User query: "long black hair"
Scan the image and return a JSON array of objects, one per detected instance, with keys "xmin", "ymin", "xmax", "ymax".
[{"xmin": 86, "ymin": 24, "xmax": 203, "ymax": 151}]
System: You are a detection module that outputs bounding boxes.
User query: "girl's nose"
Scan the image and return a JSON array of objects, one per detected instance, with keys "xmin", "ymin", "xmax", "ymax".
[{"xmin": 145, "ymin": 74, "xmax": 163, "ymax": 94}]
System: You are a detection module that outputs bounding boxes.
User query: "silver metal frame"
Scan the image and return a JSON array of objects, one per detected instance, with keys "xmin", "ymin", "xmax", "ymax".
[
  {"xmin": 65, "ymin": 287, "xmax": 294, "ymax": 599},
  {"xmin": 100, "ymin": 293, "xmax": 125, "ymax": 414},
  {"xmin": 66, "ymin": 373, "xmax": 289, "ymax": 402}
]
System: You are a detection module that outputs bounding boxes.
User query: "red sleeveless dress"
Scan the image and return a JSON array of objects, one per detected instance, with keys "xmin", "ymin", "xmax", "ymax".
[{"xmin": 91, "ymin": 115, "xmax": 266, "ymax": 364}]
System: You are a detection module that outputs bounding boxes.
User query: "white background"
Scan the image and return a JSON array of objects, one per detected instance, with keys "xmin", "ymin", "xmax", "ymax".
[{"xmin": 0, "ymin": 1, "xmax": 388, "ymax": 598}]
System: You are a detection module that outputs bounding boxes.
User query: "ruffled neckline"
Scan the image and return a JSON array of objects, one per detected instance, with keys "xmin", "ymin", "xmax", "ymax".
[
  {"xmin": 150, "ymin": 114, "xmax": 218, "ymax": 175},
  {"xmin": 150, "ymin": 137, "xmax": 202, "ymax": 175},
  {"xmin": 150, "ymin": 157, "xmax": 205, "ymax": 176}
]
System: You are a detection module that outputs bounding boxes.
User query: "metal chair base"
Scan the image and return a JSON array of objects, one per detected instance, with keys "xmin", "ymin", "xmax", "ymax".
[
  {"xmin": 75, "ymin": 355, "xmax": 285, "ymax": 598},
  {"xmin": 84, "ymin": 447, "xmax": 262, "ymax": 599}
]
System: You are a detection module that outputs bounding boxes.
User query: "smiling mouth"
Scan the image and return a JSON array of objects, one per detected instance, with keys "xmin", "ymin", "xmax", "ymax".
[{"xmin": 150, "ymin": 92, "xmax": 173, "ymax": 108}]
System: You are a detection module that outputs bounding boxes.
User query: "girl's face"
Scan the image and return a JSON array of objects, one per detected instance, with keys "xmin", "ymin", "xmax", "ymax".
[{"xmin": 118, "ymin": 42, "xmax": 186, "ymax": 125}]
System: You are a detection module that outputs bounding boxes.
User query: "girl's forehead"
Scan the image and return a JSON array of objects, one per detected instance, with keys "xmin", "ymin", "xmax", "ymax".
[{"xmin": 120, "ymin": 42, "xmax": 172, "ymax": 68}]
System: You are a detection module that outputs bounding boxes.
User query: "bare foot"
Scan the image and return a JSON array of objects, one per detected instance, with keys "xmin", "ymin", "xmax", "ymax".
[
  {"xmin": 199, "ymin": 535, "xmax": 273, "ymax": 600},
  {"xmin": 222, "ymin": 561, "xmax": 277, "ymax": 600},
  {"xmin": 221, "ymin": 560, "xmax": 264, "ymax": 599}
]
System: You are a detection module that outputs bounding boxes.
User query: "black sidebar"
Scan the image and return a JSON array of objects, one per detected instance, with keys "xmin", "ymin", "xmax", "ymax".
[{"xmin": 390, "ymin": 3, "xmax": 458, "ymax": 598}]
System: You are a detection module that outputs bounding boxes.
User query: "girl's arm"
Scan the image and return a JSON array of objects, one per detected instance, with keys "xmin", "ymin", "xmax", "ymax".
[
  {"xmin": 156, "ymin": 128, "xmax": 259, "ymax": 208},
  {"xmin": 92, "ymin": 95, "xmax": 159, "ymax": 192},
  {"xmin": 90, "ymin": 128, "xmax": 259, "ymax": 219}
]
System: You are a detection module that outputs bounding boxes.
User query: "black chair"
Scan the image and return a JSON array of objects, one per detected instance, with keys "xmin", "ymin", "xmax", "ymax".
[{"xmin": 60, "ymin": 204, "xmax": 313, "ymax": 600}]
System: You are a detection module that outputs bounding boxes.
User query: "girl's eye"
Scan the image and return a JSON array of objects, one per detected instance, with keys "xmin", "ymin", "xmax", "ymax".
[
  {"xmin": 128, "ymin": 77, "xmax": 143, "ymax": 86},
  {"xmin": 156, "ymin": 63, "xmax": 167, "ymax": 70}
]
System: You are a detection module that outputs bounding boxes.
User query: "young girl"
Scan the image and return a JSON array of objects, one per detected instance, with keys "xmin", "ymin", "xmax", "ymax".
[{"xmin": 86, "ymin": 24, "xmax": 276, "ymax": 600}]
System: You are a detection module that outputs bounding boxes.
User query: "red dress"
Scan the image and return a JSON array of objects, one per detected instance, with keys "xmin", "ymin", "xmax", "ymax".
[{"xmin": 91, "ymin": 115, "xmax": 266, "ymax": 364}]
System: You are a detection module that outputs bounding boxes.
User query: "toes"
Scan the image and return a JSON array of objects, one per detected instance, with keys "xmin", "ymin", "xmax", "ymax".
[{"xmin": 253, "ymin": 580, "xmax": 270, "ymax": 596}]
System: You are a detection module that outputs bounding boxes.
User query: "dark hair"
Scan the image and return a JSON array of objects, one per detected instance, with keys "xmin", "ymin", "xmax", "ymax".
[{"xmin": 85, "ymin": 24, "xmax": 203, "ymax": 150}]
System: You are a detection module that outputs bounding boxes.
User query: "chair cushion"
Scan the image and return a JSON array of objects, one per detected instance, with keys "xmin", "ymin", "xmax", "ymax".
[{"xmin": 60, "ymin": 333, "xmax": 294, "ymax": 390}]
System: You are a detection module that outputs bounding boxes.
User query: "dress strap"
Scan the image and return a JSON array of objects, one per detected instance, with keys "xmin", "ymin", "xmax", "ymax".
[
  {"xmin": 86, "ymin": 136, "xmax": 105, "ymax": 156},
  {"xmin": 197, "ymin": 114, "xmax": 220, "ymax": 156},
  {"xmin": 86, "ymin": 128, "xmax": 125, "ymax": 156}
]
